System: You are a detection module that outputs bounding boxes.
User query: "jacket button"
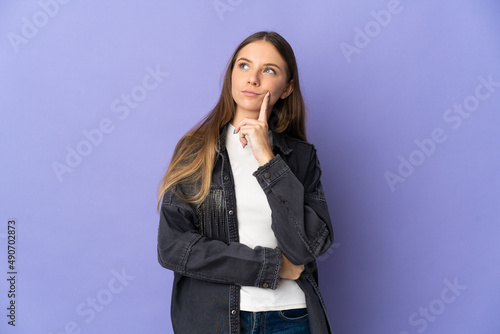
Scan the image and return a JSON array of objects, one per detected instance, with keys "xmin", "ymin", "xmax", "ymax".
[
  {"xmin": 263, "ymin": 283, "xmax": 269, "ymax": 288},
  {"xmin": 224, "ymin": 175, "xmax": 229, "ymax": 181},
  {"xmin": 264, "ymin": 172, "xmax": 271, "ymax": 179},
  {"xmin": 231, "ymin": 309, "xmax": 237, "ymax": 315},
  {"xmin": 228, "ymin": 210, "xmax": 234, "ymax": 215}
]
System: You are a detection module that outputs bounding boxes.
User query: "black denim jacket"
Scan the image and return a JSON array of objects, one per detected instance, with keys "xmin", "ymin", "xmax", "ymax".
[{"xmin": 158, "ymin": 122, "xmax": 334, "ymax": 334}]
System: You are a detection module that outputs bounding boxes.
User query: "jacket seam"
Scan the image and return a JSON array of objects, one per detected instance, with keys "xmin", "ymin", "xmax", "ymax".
[
  {"xmin": 275, "ymin": 195, "xmax": 314, "ymax": 256},
  {"xmin": 256, "ymin": 247, "xmax": 267, "ymax": 287},
  {"xmin": 272, "ymin": 247, "xmax": 282, "ymax": 289},
  {"xmin": 181, "ymin": 234, "xmax": 202, "ymax": 272},
  {"xmin": 304, "ymin": 267, "xmax": 333, "ymax": 331},
  {"xmin": 309, "ymin": 226, "xmax": 329, "ymax": 258},
  {"xmin": 305, "ymin": 192, "xmax": 327, "ymax": 202}
]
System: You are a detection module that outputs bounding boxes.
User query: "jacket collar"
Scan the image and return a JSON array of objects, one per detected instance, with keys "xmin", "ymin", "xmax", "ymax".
[{"xmin": 268, "ymin": 109, "xmax": 293, "ymax": 155}]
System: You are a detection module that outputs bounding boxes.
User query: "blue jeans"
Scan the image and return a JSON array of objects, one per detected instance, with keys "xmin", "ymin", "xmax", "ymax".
[{"xmin": 240, "ymin": 308, "xmax": 311, "ymax": 334}]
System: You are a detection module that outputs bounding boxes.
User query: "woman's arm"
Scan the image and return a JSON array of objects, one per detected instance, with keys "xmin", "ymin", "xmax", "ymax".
[
  {"xmin": 253, "ymin": 147, "xmax": 333, "ymax": 266},
  {"xmin": 157, "ymin": 190, "xmax": 283, "ymax": 288},
  {"xmin": 233, "ymin": 91, "xmax": 333, "ymax": 265}
]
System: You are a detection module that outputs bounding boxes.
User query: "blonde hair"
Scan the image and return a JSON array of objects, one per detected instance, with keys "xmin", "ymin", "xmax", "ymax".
[{"xmin": 157, "ymin": 31, "xmax": 306, "ymax": 209}]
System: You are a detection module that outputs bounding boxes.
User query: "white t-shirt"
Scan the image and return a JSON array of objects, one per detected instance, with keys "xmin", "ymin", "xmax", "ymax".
[{"xmin": 225, "ymin": 123, "xmax": 306, "ymax": 312}]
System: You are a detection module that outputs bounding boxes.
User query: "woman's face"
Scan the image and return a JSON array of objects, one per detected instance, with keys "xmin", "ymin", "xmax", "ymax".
[{"xmin": 231, "ymin": 40, "xmax": 293, "ymax": 117}]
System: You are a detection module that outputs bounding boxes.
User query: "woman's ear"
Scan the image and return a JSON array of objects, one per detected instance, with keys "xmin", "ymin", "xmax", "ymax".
[{"xmin": 280, "ymin": 80, "xmax": 294, "ymax": 99}]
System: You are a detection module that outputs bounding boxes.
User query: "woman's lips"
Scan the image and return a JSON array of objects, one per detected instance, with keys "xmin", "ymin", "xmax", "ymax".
[{"xmin": 241, "ymin": 90, "xmax": 260, "ymax": 97}]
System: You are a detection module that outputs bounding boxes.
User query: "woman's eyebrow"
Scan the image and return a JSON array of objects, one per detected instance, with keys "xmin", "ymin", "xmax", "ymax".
[{"xmin": 236, "ymin": 57, "xmax": 281, "ymax": 70}]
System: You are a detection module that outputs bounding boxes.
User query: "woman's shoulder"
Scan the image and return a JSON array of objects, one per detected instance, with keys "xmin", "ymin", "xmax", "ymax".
[{"xmin": 275, "ymin": 132, "xmax": 318, "ymax": 157}]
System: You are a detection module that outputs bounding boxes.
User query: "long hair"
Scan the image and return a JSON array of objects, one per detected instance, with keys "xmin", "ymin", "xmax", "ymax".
[{"xmin": 157, "ymin": 31, "xmax": 306, "ymax": 209}]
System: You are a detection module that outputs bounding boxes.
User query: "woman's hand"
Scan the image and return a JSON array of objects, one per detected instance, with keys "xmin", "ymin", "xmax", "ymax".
[
  {"xmin": 234, "ymin": 91, "xmax": 275, "ymax": 166},
  {"xmin": 279, "ymin": 253, "xmax": 305, "ymax": 280}
]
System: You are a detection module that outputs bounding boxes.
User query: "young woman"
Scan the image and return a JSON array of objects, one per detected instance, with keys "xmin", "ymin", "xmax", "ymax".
[{"xmin": 157, "ymin": 31, "xmax": 334, "ymax": 334}]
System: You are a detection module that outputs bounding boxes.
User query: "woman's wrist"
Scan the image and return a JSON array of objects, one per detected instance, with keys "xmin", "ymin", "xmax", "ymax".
[{"xmin": 257, "ymin": 150, "xmax": 275, "ymax": 166}]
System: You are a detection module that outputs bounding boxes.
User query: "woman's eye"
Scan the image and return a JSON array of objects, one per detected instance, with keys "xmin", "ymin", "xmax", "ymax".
[
  {"xmin": 264, "ymin": 68, "xmax": 275, "ymax": 74},
  {"xmin": 239, "ymin": 63, "xmax": 249, "ymax": 70}
]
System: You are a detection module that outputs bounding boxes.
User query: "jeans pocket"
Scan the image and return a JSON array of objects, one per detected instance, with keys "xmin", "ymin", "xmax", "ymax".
[{"xmin": 278, "ymin": 308, "xmax": 309, "ymax": 322}]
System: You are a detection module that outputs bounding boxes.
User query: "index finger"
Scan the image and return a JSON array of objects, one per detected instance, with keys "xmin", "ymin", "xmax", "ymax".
[{"xmin": 258, "ymin": 91, "xmax": 270, "ymax": 122}]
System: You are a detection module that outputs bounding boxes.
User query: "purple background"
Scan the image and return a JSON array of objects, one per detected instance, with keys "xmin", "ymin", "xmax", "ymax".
[{"xmin": 1, "ymin": 1, "xmax": 499, "ymax": 333}]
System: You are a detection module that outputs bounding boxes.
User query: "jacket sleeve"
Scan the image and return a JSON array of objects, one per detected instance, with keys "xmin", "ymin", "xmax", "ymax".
[
  {"xmin": 157, "ymin": 190, "xmax": 283, "ymax": 289},
  {"xmin": 253, "ymin": 146, "xmax": 333, "ymax": 265}
]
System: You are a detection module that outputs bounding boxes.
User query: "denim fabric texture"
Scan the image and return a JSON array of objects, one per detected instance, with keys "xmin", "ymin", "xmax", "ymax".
[
  {"xmin": 240, "ymin": 309, "xmax": 311, "ymax": 334},
  {"xmin": 158, "ymin": 115, "xmax": 334, "ymax": 334}
]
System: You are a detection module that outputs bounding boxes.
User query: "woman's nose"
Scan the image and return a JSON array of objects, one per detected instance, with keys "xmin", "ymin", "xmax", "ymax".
[{"xmin": 247, "ymin": 70, "xmax": 260, "ymax": 86}]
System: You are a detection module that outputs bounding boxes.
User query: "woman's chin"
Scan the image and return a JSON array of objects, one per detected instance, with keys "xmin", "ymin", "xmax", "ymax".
[{"xmin": 236, "ymin": 105, "xmax": 261, "ymax": 115}]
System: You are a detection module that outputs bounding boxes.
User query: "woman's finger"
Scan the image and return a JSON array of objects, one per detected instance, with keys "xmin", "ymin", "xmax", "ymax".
[
  {"xmin": 258, "ymin": 91, "xmax": 270, "ymax": 123},
  {"xmin": 234, "ymin": 118, "xmax": 260, "ymax": 134},
  {"xmin": 239, "ymin": 129, "xmax": 248, "ymax": 147}
]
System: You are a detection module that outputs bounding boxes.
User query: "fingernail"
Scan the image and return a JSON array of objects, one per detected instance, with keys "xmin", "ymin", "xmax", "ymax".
[{"xmin": 266, "ymin": 91, "xmax": 270, "ymax": 97}]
